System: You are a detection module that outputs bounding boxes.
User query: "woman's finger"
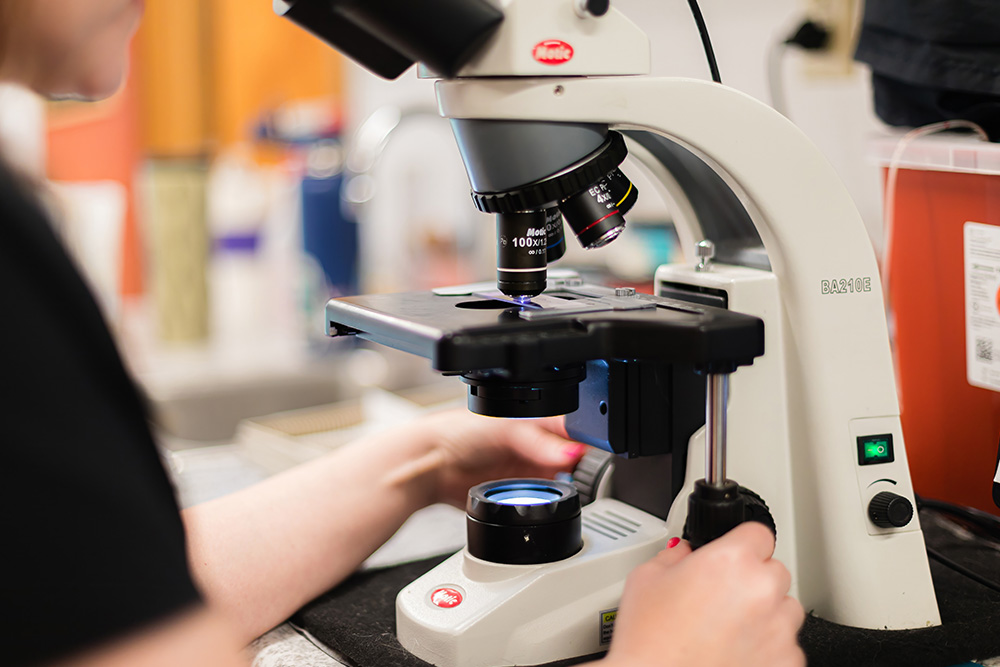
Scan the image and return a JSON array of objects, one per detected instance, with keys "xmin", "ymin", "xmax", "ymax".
[{"xmin": 651, "ymin": 537, "xmax": 692, "ymax": 567}]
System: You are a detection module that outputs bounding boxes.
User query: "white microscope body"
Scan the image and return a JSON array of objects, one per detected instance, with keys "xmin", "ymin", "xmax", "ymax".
[{"xmin": 395, "ymin": 2, "xmax": 941, "ymax": 666}]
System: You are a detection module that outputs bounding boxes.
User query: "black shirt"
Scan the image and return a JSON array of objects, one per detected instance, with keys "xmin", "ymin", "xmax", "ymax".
[
  {"xmin": 0, "ymin": 164, "xmax": 201, "ymax": 666},
  {"xmin": 855, "ymin": 0, "xmax": 1000, "ymax": 140}
]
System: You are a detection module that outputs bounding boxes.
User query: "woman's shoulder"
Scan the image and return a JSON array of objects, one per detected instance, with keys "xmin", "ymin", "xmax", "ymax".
[{"xmin": 0, "ymin": 159, "xmax": 58, "ymax": 248}]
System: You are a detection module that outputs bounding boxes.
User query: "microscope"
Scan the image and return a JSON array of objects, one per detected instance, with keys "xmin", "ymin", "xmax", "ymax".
[{"xmin": 278, "ymin": 1, "xmax": 941, "ymax": 665}]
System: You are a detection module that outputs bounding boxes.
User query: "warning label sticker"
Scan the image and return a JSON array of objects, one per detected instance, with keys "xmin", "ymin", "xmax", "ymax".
[
  {"xmin": 964, "ymin": 222, "xmax": 1000, "ymax": 392},
  {"xmin": 599, "ymin": 609, "xmax": 618, "ymax": 646}
]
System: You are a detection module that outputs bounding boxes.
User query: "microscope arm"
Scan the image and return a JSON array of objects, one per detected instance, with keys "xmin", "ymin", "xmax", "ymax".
[{"xmin": 436, "ymin": 75, "xmax": 938, "ymax": 630}]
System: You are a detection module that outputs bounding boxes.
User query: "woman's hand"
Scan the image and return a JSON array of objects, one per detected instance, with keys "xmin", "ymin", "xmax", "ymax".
[
  {"xmin": 605, "ymin": 522, "xmax": 806, "ymax": 667},
  {"xmin": 374, "ymin": 408, "xmax": 586, "ymax": 508},
  {"xmin": 183, "ymin": 408, "xmax": 584, "ymax": 641}
]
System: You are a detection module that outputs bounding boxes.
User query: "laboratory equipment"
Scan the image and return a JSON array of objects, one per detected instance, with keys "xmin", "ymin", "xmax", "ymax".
[{"xmin": 279, "ymin": 1, "xmax": 941, "ymax": 665}]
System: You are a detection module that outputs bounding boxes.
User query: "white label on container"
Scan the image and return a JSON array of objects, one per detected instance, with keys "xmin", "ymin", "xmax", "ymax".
[{"xmin": 964, "ymin": 222, "xmax": 1000, "ymax": 392}]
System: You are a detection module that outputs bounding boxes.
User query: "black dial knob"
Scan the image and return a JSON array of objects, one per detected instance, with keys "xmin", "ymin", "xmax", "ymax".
[
  {"xmin": 585, "ymin": 0, "xmax": 611, "ymax": 17},
  {"xmin": 576, "ymin": 0, "xmax": 611, "ymax": 17},
  {"xmin": 868, "ymin": 491, "xmax": 914, "ymax": 528}
]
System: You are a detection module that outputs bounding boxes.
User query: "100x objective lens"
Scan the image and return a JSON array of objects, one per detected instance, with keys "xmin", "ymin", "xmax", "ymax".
[
  {"xmin": 496, "ymin": 211, "xmax": 547, "ymax": 298},
  {"xmin": 467, "ymin": 479, "xmax": 582, "ymax": 565}
]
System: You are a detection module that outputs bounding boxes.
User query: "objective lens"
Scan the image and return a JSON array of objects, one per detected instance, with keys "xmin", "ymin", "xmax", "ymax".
[
  {"xmin": 496, "ymin": 211, "xmax": 547, "ymax": 298},
  {"xmin": 544, "ymin": 208, "xmax": 567, "ymax": 262},
  {"xmin": 558, "ymin": 169, "xmax": 637, "ymax": 250},
  {"xmin": 606, "ymin": 167, "xmax": 638, "ymax": 215}
]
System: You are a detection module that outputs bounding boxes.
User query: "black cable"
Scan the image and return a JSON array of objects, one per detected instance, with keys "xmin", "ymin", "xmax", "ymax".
[
  {"xmin": 915, "ymin": 494, "xmax": 1000, "ymax": 543},
  {"xmin": 916, "ymin": 494, "xmax": 1000, "ymax": 595},
  {"xmin": 685, "ymin": 0, "xmax": 721, "ymax": 84},
  {"xmin": 926, "ymin": 547, "xmax": 1000, "ymax": 595}
]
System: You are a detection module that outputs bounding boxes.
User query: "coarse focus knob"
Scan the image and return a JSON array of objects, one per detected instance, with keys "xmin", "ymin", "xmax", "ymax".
[
  {"xmin": 575, "ymin": 0, "xmax": 611, "ymax": 18},
  {"xmin": 868, "ymin": 491, "xmax": 914, "ymax": 528}
]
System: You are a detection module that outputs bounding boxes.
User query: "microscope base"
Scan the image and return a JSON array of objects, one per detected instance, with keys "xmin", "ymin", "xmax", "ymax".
[{"xmin": 395, "ymin": 499, "xmax": 668, "ymax": 667}]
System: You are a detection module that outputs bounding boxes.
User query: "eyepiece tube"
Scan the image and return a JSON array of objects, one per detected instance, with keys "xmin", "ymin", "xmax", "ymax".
[{"xmin": 497, "ymin": 212, "xmax": 548, "ymax": 298}]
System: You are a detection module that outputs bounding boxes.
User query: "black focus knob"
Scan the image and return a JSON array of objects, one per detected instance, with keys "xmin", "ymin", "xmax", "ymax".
[
  {"xmin": 583, "ymin": 0, "xmax": 611, "ymax": 17},
  {"xmin": 868, "ymin": 491, "xmax": 914, "ymax": 528},
  {"xmin": 575, "ymin": 0, "xmax": 611, "ymax": 16}
]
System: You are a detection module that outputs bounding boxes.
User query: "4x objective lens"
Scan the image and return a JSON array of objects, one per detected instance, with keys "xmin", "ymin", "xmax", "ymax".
[
  {"xmin": 496, "ymin": 211, "xmax": 548, "ymax": 298},
  {"xmin": 558, "ymin": 168, "xmax": 637, "ymax": 250},
  {"xmin": 606, "ymin": 167, "xmax": 638, "ymax": 215}
]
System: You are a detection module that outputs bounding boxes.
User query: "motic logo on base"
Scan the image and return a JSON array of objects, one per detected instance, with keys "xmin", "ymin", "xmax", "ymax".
[
  {"xmin": 430, "ymin": 587, "xmax": 464, "ymax": 608},
  {"xmin": 533, "ymin": 39, "xmax": 574, "ymax": 65}
]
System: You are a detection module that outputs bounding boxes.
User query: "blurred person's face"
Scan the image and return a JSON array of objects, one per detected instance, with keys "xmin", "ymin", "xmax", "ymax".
[{"xmin": 0, "ymin": 0, "xmax": 143, "ymax": 99}]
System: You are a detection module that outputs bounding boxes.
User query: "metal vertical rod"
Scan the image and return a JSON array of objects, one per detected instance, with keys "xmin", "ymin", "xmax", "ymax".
[{"xmin": 705, "ymin": 373, "xmax": 729, "ymax": 487}]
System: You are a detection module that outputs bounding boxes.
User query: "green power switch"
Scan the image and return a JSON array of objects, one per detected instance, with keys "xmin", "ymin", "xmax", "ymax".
[{"xmin": 857, "ymin": 434, "xmax": 895, "ymax": 466}]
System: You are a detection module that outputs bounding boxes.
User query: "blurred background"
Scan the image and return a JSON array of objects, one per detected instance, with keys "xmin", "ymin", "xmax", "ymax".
[{"xmin": 0, "ymin": 0, "xmax": 880, "ymax": 466}]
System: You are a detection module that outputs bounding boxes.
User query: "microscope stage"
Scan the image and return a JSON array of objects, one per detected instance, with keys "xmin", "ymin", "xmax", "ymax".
[{"xmin": 326, "ymin": 284, "xmax": 763, "ymax": 375}]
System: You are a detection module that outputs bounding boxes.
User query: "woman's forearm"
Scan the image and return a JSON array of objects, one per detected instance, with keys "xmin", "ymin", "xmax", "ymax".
[
  {"xmin": 180, "ymin": 409, "xmax": 579, "ymax": 644},
  {"xmin": 181, "ymin": 433, "xmax": 438, "ymax": 643}
]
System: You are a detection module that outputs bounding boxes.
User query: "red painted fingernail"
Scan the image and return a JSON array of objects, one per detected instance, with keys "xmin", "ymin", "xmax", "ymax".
[
  {"xmin": 667, "ymin": 537, "xmax": 681, "ymax": 549},
  {"xmin": 563, "ymin": 444, "xmax": 586, "ymax": 459}
]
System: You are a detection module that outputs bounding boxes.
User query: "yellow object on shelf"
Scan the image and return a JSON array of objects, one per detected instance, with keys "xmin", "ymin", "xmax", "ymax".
[
  {"xmin": 209, "ymin": 0, "xmax": 344, "ymax": 147},
  {"xmin": 136, "ymin": 0, "xmax": 210, "ymax": 156},
  {"xmin": 135, "ymin": 0, "xmax": 344, "ymax": 156}
]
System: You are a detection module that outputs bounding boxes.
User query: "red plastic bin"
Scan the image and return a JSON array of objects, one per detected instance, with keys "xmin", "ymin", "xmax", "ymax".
[{"xmin": 877, "ymin": 133, "xmax": 1000, "ymax": 515}]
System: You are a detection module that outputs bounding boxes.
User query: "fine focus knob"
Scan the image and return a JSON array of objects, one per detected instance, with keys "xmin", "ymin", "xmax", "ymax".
[{"xmin": 868, "ymin": 491, "xmax": 914, "ymax": 528}]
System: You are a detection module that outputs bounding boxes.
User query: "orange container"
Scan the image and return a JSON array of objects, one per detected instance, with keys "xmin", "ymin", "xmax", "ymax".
[
  {"xmin": 47, "ymin": 52, "xmax": 143, "ymax": 298},
  {"xmin": 879, "ymin": 134, "xmax": 1000, "ymax": 515}
]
